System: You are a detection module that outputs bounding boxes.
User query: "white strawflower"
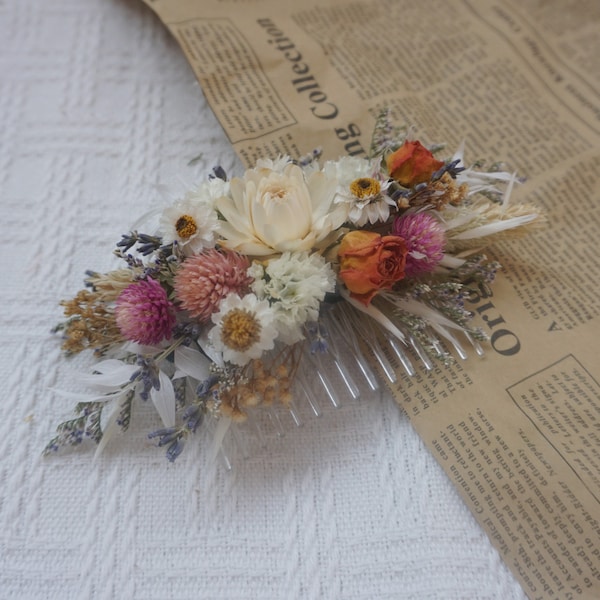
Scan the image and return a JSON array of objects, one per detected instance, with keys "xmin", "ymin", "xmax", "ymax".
[{"xmin": 216, "ymin": 162, "xmax": 349, "ymax": 256}]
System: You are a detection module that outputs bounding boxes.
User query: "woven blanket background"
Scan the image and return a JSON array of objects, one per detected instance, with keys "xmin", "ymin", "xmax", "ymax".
[{"xmin": 0, "ymin": 1, "xmax": 526, "ymax": 598}]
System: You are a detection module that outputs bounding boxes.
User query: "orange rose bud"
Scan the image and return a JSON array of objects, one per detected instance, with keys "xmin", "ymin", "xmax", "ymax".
[
  {"xmin": 386, "ymin": 140, "xmax": 444, "ymax": 187},
  {"xmin": 338, "ymin": 230, "xmax": 407, "ymax": 305}
]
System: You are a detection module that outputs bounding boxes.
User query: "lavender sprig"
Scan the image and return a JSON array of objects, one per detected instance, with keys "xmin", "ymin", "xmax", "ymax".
[{"xmin": 44, "ymin": 401, "xmax": 105, "ymax": 455}]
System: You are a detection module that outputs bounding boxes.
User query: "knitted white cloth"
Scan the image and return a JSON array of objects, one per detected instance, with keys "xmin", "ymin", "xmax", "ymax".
[{"xmin": 0, "ymin": 1, "xmax": 526, "ymax": 598}]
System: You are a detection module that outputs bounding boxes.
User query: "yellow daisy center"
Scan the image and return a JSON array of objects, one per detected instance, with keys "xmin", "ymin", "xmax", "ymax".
[
  {"xmin": 350, "ymin": 177, "xmax": 381, "ymax": 199},
  {"xmin": 221, "ymin": 308, "xmax": 262, "ymax": 352},
  {"xmin": 175, "ymin": 214, "xmax": 198, "ymax": 239}
]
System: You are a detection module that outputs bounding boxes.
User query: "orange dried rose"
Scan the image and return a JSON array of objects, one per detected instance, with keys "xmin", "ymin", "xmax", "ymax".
[
  {"xmin": 386, "ymin": 140, "xmax": 444, "ymax": 187},
  {"xmin": 338, "ymin": 230, "xmax": 407, "ymax": 305}
]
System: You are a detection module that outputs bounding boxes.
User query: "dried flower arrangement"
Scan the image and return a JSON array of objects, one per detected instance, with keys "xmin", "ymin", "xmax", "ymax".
[{"xmin": 47, "ymin": 112, "xmax": 540, "ymax": 462}]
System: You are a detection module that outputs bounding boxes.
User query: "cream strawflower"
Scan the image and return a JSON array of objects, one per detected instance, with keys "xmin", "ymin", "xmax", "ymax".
[
  {"xmin": 252, "ymin": 252, "xmax": 336, "ymax": 344},
  {"xmin": 216, "ymin": 163, "xmax": 349, "ymax": 256},
  {"xmin": 208, "ymin": 293, "xmax": 278, "ymax": 366},
  {"xmin": 325, "ymin": 156, "xmax": 394, "ymax": 226},
  {"xmin": 159, "ymin": 182, "xmax": 224, "ymax": 255},
  {"xmin": 254, "ymin": 155, "xmax": 294, "ymax": 172}
]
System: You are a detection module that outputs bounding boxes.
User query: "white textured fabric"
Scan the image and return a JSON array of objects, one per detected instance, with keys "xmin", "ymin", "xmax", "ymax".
[{"xmin": 0, "ymin": 1, "xmax": 526, "ymax": 598}]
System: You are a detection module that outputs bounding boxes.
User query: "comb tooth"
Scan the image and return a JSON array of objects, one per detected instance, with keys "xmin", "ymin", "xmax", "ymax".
[
  {"xmin": 219, "ymin": 446, "xmax": 233, "ymax": 471},
  {"xmin": 316, "ymin": 366, "xmax": 342, "ymax": 408},
  {"xmin": 451, "ymin": 339, "xmax": 468, "ymax": 361},
  {"xmin": 364, "ymin": 335, "xmax": 398, "ymax": 384},
  {"xmin": 302, "ymin": 348, "xmax": 343, "ymax": 408},
  {"xmin": 384, "ymin": 332, "xmax": 416, "ymax": 378},
  {"xmin": 409, "ymin": 335, "xmax": 434, "ymax": 371},
  {"xmin": 267, "ymin": 407, "xmax": 286, "ymax": 438},
  {"xmin": 299, "ymin": 379, "xmax": 322, "ymax": 417},
  {"xmin": 332, "ymin": 356, "xmax": 360, "ymax": 400},
  {"xmin": 287, "ymin": 398, "xmax": 303, "ymax": 427},
  {"xmin": 464, "ymin": 332, "xmax": 485, "ymax": 357},
  {"xmin": 324, "ymin": 308, "xmax": 381, "ymax": 391},
  {"xmin": 352, "ymin": 350, "xmax": 380, "ymax": 392}
]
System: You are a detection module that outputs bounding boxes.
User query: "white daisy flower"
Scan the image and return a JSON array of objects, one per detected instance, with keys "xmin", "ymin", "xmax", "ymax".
[
  {"xmin": 252, "ymin": 251, "xmax": 336, "ymax": 344},
  {"xmin": 325, "ymin": 155, "xmax": 395, "ymax": 226},
  {"xmin": 208, "ymin": 293, "xmax": 278, "ymax": 366},
  {"xmin": 159, "ymin": 182, "xmax": 224, "ymax": 255}
]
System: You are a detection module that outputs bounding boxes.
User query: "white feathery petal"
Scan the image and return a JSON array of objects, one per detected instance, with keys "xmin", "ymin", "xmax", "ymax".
[
  {"xmin": 439, "ymin": 254, "xmax": 466, "ymax": 268},
  {"xmin": 197, "ymin": 331, "xmax": 225, "ymax": 368},
  {"xmin": 440, "ymin": 211, "xmax": 476, "ymax": 231},
  {"xmin": 174, "ymin": 346, "xmax": 211, "ymax": 382},
  {"xmin": 501, "ymin": 171, "xmax": 518, "ymax": 208},
  {"xmin": 120, "ymin": 341, "xmax": 166, "ymax": 355},
  {"xmin": 91, "ymin": 359, "xmax": 134, "ymax": 374},
  {"xmin": 452, "ymin": 143, "xmax": 519, "ymax": 197},
  {"xmin": 151, "ymin": 370, "xmax": 176, "ymax": 427},
  {"xmin": 467, "ymin": 170, "xmax": 517, "ymax": 183},
  {"xmin": 93, "ymin": 399, "xmax": 123, "ymax": 460},
  {"xmin": 48, "ymin": 388, "xmax": 130, "ymax": 403},
  {"xmin": 450, "ymin": 213, "xmax": 539, "ymax": 240},
  {"xmin": 339, "ymin": 288, "xmax": 406, "ymax": 344},
  {"xmin": 77, "ymin": 360, "xmax": 138, "ymax": 389}
]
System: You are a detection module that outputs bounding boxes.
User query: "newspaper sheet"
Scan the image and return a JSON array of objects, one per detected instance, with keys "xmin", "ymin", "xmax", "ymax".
[{"xmin": 141, "ymin": 0, "xmax": 600, "ymax": 597}]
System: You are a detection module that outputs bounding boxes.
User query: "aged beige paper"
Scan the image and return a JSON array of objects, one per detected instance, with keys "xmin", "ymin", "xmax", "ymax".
[
  {"xmin": 141, "ymin": 0, "xmax": 600, "ymax": 597},
  {"xmin": 142, "ymin": 0, "xmax": 376, "ymax": 161}
]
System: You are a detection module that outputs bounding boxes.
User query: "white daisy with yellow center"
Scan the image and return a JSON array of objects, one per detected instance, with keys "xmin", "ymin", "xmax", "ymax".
[
  {"xmin": 159, "ymin": 183, "xmax": 223, "ymax": 255},
  {"xmin": 325, "ymin": 156, "xmax": 395, "ymax": 226},
  {"xmin": 208, "ymin": 293, "xmax": 278, "ymax": 366}
]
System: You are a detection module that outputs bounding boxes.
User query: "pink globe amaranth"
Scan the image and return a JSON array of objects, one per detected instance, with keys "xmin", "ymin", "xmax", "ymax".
[
  {"xmin": 173, "ymin": 249, "xmax": 252, "ymax": 322},
  {"xmin": 115, "ymin": 278, "xmax": 176, "ymax": 345},
  {"xmin": 392, "ymin": 212, "xmax": 445, "ymax": 277}
]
